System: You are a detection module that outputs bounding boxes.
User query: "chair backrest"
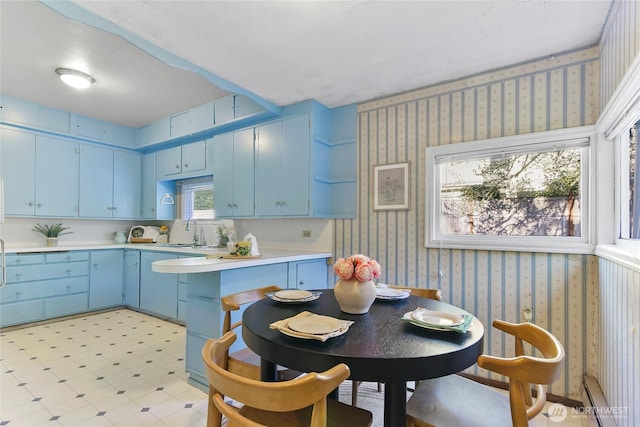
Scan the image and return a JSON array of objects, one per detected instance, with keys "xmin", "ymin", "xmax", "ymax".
[
  {"xmin": 202, "ymin": 331, "xmax": 351, "ymax": 427},
  {"xmin": 221, "ymin": 285, "xmax": 282, "ymax": 334},
  {"xmin": 388, "ymin": 285, "xmax": 442, "ymax": 301},
  {"xmin": 478, "ymin": 320, "xmax": 565, "ymax": 427}
]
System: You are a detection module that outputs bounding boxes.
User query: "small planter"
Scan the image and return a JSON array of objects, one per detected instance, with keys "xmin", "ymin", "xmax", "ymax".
[{"xmin": 46, "ymin": 237, "xmax": 59, "ymax": 247}]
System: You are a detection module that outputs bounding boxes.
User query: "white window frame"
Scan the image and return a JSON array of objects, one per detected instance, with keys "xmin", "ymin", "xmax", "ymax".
[
  {"xmin": 595, "ymin": 55, "xmax": 640, "ymax": 270},
  {"xmin": 425, "ymin": 125, "xmax": 596, "ymax": 254},
  {"xmin": 176, "ymin": 176, "xmax": 215, "ymax": 222}
]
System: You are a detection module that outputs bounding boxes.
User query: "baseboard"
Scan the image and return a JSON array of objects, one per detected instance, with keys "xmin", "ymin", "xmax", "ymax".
[
  {"xmin": 457, "ymin": 373, "xmax": 583, "ymax": 408},
  {"xmin": 582, "ymin": 375, "xmax": 618, "ymax": 427}
]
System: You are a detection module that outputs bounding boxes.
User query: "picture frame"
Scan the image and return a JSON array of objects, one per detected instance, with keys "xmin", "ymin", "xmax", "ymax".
[{"xmin": 373, "ymin": 162, "xmax": 410, "ymax": 210}]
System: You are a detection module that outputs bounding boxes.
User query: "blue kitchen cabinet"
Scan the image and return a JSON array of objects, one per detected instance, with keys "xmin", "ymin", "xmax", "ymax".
[
  {"xmin": 135, "ymin": 117, "xmax": 171, "ymax": 148},
  {"xmin": 213, "ymin": 95, "xmax": 235, "ymax": 124},
  {"xmin": 74, "ymin": 115, "xmax": 134, "ymax": 146},
  {"xmin": 170, "ymin": 102, "xmax": 214, "ymax": 138},
  {"xmin": 89, "ymin": 250, "xmax": 124, "ymax": 310},
  {"xmin": 139, "ymin": 251, "xmax": 179, "ymax": 320},
  {"xmin": 36, "ymin": 136, "xmax": 78, "ymax": 217},
  {"xmin": 0, "ymin": 252, "xmax": 89, "ymax": 327},
  {"xmin": 113, "ymin": 150, "xmax": 142, "ymax": 218},
  {"xmin": 123, "ymin": 250, "xmax": 141, "ymax": 307},
  {"xmin": 78, "ymin": 144, "xmax": 141, "ymax": 218},
  {"xmin": 288, "ymin": 259, "xmax": 330, "ymax": 290},
  {"xmin": 256, "ymin": 115, "xmax": 309, "ymax": 216},
  {"xmin": 0, "ymin": 128, "xmax": 77, "ymax": 217},
  {"xmin": 159, "ymin": 141, "xmax": 207, "ymax": 178},
  {"xmin": 142, "ymin": 152, "xmax": 157, "ymax": 220},
  {"xmin": 1, "ymin": 127, "xmax": 36, "ymax": 216},
  {"xmin": 212, "ymin": 128, "xmax": 255, "ymax": 217}
]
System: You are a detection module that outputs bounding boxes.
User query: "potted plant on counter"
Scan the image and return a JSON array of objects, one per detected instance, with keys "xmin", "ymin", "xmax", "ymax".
[
  {"xmin": 32, "ymin": 223, "xmax": 72, "ymax": 247},
  {"xmin": 216, "ymin": 224, "xmax": 234, "ymax": 247}
]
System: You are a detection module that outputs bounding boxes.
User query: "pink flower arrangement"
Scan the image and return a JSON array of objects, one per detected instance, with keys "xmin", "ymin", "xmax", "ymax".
[{"xmin": 334, "ymin": 254, "xmax": 382, "ymax": 282}]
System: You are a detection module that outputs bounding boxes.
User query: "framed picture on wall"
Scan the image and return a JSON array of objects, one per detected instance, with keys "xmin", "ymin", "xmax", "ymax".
[{"xmin": 373, "ymin": 162, "xmax": 409, "ymax": 210}]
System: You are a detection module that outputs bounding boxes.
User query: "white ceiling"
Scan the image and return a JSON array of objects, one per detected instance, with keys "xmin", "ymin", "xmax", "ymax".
[{"xmin": 0, "ymin": 0, "xmax": 612, "ymax": 129}]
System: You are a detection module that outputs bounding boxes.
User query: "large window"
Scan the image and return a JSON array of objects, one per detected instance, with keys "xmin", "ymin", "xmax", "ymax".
[
  {"xmin": 426, "ymin": 126, "xmax": 594, "ymax": 253},
  {"xmin": 177, "ymin": 177, "xmax": 214, "ymax": 220},
  {"xmin": 618, "ymin": 119, "xmax": 640, "ymax": 240}
]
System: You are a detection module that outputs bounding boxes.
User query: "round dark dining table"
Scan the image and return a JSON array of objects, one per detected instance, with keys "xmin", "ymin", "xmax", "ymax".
[{"xmin": 242, "ymin": 289, "xmax": 484, "ymax": 427}]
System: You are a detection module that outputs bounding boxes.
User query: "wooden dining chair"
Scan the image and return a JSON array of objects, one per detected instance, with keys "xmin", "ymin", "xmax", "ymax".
[
  {"xmin": 221, "ymin": 285, "xmax": 299, "ymax": 381},
  {"xmin": 202, "ymin": 331, "xmax": 374, "ymax": 427},
  {"xmin": 351, "ymin": 285, "xmax": 442, "ymax": 406},
  {"xmin": 406, "ymin": 319, "xmax": 565, "ymax": 427}
]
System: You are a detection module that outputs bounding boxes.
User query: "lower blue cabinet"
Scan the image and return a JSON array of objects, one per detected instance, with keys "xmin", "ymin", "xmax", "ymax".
[
  {"xmin": 89, "ymin": 250, "xmax": 124, "ymax": 310},
  {"xmin": 0, "ymin": 252, "xmax": 90, "ymax": 327},
  {"xmin": 140, "ymin": 251, "xmax": 179, "ymax": 320}
]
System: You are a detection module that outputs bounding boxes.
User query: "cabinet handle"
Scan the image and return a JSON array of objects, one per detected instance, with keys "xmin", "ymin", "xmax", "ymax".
[
  {"xmin": 66, "ymin": 269, "xmax": 72, "ymax": 274},
  {"xmin": 16, "ymin": 259, "xmax": 22, "ymax": 264},
  {"xmin": 227, "ymin": 203, "xmax": 233, "ymax": 208},
  {"xmin": 299, "ymin": 281, "xmax": 304, "ymax": 287},
  {"xmin": 16, "ymin": 290, "xmax": 22, "ymax": 295},
  {"xmin": 184, "ymin": 163, "xmax": 189, "ymax": 168},
  {"xmin": 112, "ymin": 206, "xmax": 117, "ymax": 211},
  {"xmin": 37, "ymin": 203, "xmax": 41, "ymax": 208},
  {"xmin": 28, "ymin": 202, "xmax": 33, "ymax": 207},
  {"xmin": 16, "ymin": 272, "xmax": 22, "ymax": 277},
  {"xmin": 66, "ymin": 256, "xmax": 71, "ymax": 261},
  {"xmin": 175, "ymin": 164, "xmax": 180, "ymax": 169},
  {"xmin": 93, "ymin": 264, "xmax": 98, "ymax": 269},
  {"xmin": 66, "ymin": 284, "xmax": 72, "ymax": 289}
]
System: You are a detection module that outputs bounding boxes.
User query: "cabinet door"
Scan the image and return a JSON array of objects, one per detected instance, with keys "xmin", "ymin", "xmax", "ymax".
[
  {"xmin": 0, "ymin": 128, "xmax": 36, "ymax": 215},
  {"xmin": 89, "ymin": 250, "xmax": 124, "ymax": 309},
  {"xmin": 113, "ymin": 150, "xmax": 141, "ymax": 218},
  {"xmin": 78, "ymin": 144, "xmax": 113, "ymax": 217},
  {"xmin": 288, "ymin": 259, "xmax": 329, "ymax": 290},
  {"xmin": 161, "ymin": 146, "xmax": 182, "ymax": 176},
  {"xmin": 232, "ymin": 128, "xmax": 255, "ymax": 217},
  {"xmin": 214, "ymin": 95, "xmax": 235, "ymax": 124},
  {"xmin": 256, "ymin": 116, "xmax": 309, "ymax": 216},
  {"xmin": 35, "ymin": 136, "xmax": 78, "ymax": 217},
  {"xmin": 142, "ymin": 153, "xmax": 157, "ymax": 219},
  {"xmin": 123, "ymin": 250, "xmax": 140, "ymax": 307},
  {"xmin": 280, "ymin": 115, "xmax": 310, "ymax": 215},
  {"xmin": 182, "ymin": 141, "xmax": 206, "ymax": 173},
  {"xmin": 212, "ymin": 132, "xmax": 235, "ymax": 217},
  {"xmin": 140, "ymin": 252, "xmax": 178, "ymax": 319}
]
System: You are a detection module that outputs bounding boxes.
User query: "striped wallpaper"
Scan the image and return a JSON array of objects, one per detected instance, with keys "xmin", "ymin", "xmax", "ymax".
[
  {"xmin": 599, "ymin": 0, "xmax": 640, "ymax": 110},
  {"xmin": 334, "ymin": 48, "xmax": 601, "ymax": 400}
]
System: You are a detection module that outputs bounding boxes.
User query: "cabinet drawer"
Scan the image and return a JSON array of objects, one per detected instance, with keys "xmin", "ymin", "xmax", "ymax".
[
  {"xmin": 0, "ymin": 299, "xmax": 43, "ymax": 327},
  {"xmin": 7, "ymin": 261, "xmax": 89, "ymax": 283},
  {"xmin": 5, "ymin": 254, "xmax": 44, "ymax": 266},
  {"xmin": 46, "ymin": 251, "xmax": 89, "ymax": 263},
  {"xmin": 44, "ymin": 293, "xmax": 88, "ymax": 319},
  {"xmin": 1, "ymin": 277, "xmax": 89, "ymax": 302}
]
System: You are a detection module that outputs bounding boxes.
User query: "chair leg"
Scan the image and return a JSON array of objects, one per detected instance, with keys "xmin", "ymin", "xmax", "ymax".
[{"xmin": 352, "ymin": 380, "xmax": 360, "ymax": 406}]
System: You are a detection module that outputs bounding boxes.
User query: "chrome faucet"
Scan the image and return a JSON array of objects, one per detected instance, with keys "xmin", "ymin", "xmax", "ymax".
[{"xmin": 185, "ymin": 217, "xmax": 199, "ymax": 245}]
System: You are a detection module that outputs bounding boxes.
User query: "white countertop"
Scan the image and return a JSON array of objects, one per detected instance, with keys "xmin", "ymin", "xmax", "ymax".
[
  {"xmin": 151, "ymin": 249, "xmax": 332, "ymax": 274},
  {"xmin": 4, "ymin": 243, "xmax": 331, "ymax": 274}
]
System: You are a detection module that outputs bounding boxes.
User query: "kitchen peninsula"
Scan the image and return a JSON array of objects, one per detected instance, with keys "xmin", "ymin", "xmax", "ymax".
[{"xmin": 151, "ymin": 247, "xmax": 331, "ymax": 390}]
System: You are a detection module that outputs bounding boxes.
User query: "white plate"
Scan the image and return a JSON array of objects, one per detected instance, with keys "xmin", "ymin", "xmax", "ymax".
[
  {"xmin": 376, "ymin": 288, "xmax": 410, "ymax": 298},
  {"xmin": 288, "ymin": 315, "xmax": 343, "ymax": 335},
  {"xmin": 275, "ymin": 289, "xmax": 313, "ymax": 300},
  {"xmin": 411, "ymin": 310, "xmax": 464, "ymax": 326},
  {"xmin": 268, "ymin": 293, "xmax": 321, "ymax": 303}
]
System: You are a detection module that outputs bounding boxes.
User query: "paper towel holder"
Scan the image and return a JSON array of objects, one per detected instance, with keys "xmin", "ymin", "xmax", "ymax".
[{"xmin": 160, "ymin": 193, "xmax": 175, "ymax": 205}]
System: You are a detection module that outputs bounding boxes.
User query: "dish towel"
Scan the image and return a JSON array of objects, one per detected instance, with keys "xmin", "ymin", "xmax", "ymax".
[
  {"xmin": 269, "ymin": 311, "xmax": 353, "ymax": 342},
  {"xmin": 402, "ymin": 308, "xmax": 474, "ymax": 333}
]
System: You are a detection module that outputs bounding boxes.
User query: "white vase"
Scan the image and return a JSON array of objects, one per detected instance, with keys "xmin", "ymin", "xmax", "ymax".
[
  {"xmin": 334, "ymin": 279, "xmax": 377, "ymax": 314},
  {"xmin": 45, "ymin": 237, "xmax": 58, "ymax": 247}
]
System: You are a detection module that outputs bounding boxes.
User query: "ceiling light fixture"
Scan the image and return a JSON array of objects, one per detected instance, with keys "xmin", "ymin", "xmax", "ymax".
[{"xmin": 55, "ymin": 68, "xmax": 95, "ymax": 89}]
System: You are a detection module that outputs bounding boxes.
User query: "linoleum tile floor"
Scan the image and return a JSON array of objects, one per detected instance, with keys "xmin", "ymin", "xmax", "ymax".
[{"xmin": 1, "ymin": 309, "xmax": 589, "ymax": 427}]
